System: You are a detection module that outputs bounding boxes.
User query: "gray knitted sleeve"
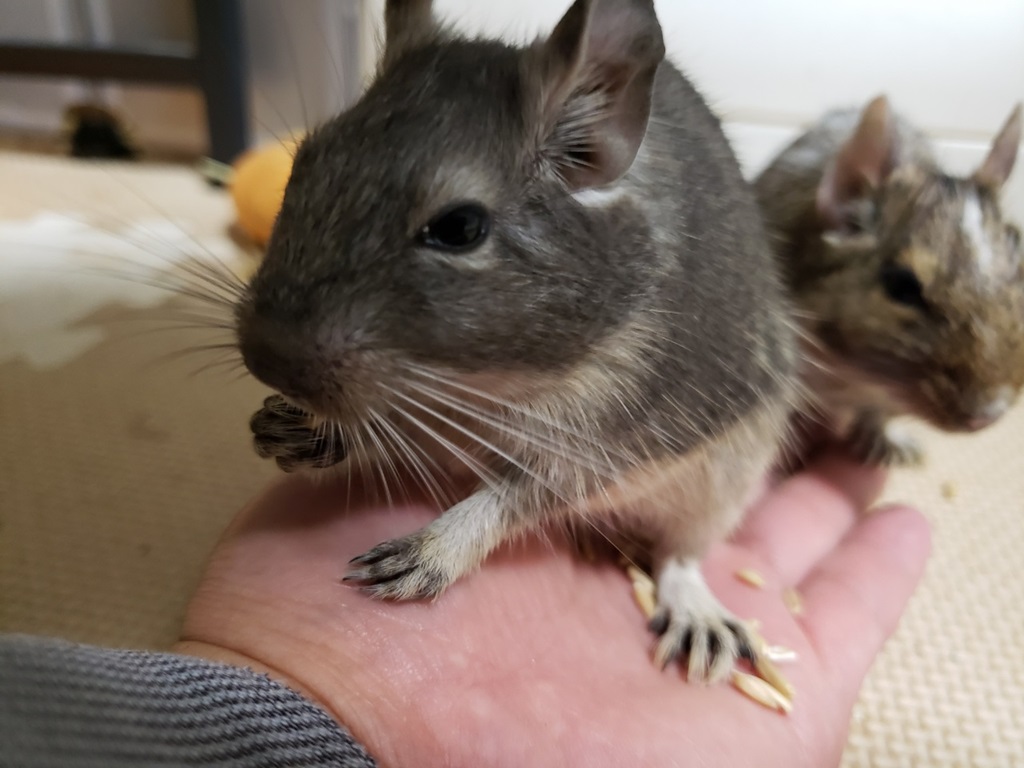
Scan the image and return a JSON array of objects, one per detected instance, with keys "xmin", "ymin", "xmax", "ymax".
[{"xmin": 0, "ymin": 634, "xmax": 378, "ymax": 768}]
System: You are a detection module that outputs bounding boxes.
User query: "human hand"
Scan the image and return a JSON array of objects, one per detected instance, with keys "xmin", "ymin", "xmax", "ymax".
[{"xmin": 176, "ymin": 450, "xmax": 930, "ymax": 768}]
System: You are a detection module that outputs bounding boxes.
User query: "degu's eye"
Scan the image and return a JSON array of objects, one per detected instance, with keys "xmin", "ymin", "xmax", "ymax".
[
  {"xmin": 880, "ymin": 264, "xmax": 927, "ymax": 309},
  {"xmin": 418, "ymin": 203, "xmax": 491, "ymax": 252}
]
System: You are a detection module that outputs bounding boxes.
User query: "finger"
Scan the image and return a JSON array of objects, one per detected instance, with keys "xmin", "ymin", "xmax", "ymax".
[
  {"xmin": 732, "ymin": 451, "xmax": 888, "ymax": 584},
  {"xmin": 799, "ymin": 505, "xmax": 931, "ymax": 697}
]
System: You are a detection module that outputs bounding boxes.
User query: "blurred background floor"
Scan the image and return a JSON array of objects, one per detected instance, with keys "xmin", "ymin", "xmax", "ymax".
[{"xmin": 1, "ymin": 147, "xmax": 1022, "ymax": 766}]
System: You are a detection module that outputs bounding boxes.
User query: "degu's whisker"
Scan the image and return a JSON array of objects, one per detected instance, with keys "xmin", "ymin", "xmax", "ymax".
[
  {"xmin": 15, "ymin": 240, "xmax": 240, "ymax": 311},
  {"xmin": 382, "ymin": 386, "xmax": 575, "ymax": 507},
  {"xmin": 73, "ymin": 203, "xmax": 247, "ymax": 297},
  {"xmin": 366, "ymin": 450, "xmax": 390, "ymax": 508},
  {"xmin": 338, "ymin": 421, "xmax": 355, "ymax": 510},
  {"xmin": 402, "ymin": 363, "xmax": 625, "ymax": 461},
  {"xmin": 374, "ymin": 411, "xmax": 453, "ymax": 511},
  {"xmin": 254, "ymin": 90, "xmax": 305, "ymax": 150},
  {"xmin": 346, "ymin": 415, "xmax": 377, "ymax": 506},
  {"xmin": 320, "ymin": 419, "xmax": 333, "ymax": 444},
  {"xmin": 368, "ymin": 408, "xmax": 418, "ymax": 502},
  {"xmin": 140, "ymin": 341, "xmax": 242, "ymax": 369},
  {"xmin": 377, "ymin": 412, "xmax": 448, "ymax": 480},
  {"xmin": 133, "ymin": 306, "xmax": 237, "ymax": 326},
  {"xmin": 187, "ymin": 356, "xmax": 247, "ymax": 379},
  {"xmin": 43, "ymin": 201, "xmax": 248, "ymax": 302},
  {"xmin": 403, "ymin": 379, "xmax": 619, "ymax": 478},
  {"xmin": 175, "ymin": 257, "xmax": 246, "ymax": 301},
  {"xmin": 130, "ymin": 304, "xmax": 235, "ymax": 321},
  {"xmin": 388, "ymin": 389, "xmax": 640, "ymax": 571},
  {"xmin": 109, "ymin": 322, "xmax": 236, "ymax": 344},
  {"xmin": 81, "ymin": 165, "xmax": 249, "ymax": 298},
  {"xmin": 17, "ymin": 172, "xmax": 245, "ymax": 303},
  {"xmin": 111, "ymin": 246, "xmax": 244, "ymax": 304},
  {"xmin": 385, "ymin": 400, "xmax": 504, "ymax": 494},
  {"xmin": 75, "ymin": 264, "xmax": 239, "ymax": 311},
  {"xmin": 69, "ymin": 253, "xmax": 235, "ymax": 300},
  {"xmin": 363, "ymin": 413, "xmax": 397, "ymax": 508},
  {"xmin": 372, "ymin": 409, "xmax": 422, "ymax": 508}
]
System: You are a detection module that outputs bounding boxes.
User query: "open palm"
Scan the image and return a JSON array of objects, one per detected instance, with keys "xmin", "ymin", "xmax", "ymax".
[{"xmin": 177, "ymin": 451, "xmax": 929, "ymax": 768}]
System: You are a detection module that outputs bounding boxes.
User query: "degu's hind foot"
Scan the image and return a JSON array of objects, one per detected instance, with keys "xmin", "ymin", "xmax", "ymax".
[
  {"xmin": 249, "ymin": 395, "xmax": 347, "ymax": 472},
  {"xmin": 649, "ymin": 558, "xmax": 758, "ymax": 684},
  {"xmin": 844, "ymin": 413, "xmax": 924, "ymax": 468}
]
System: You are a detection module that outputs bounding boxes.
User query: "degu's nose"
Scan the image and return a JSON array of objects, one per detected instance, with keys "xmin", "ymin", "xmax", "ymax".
[
  {"xmin": 965, "ymin": 386, "xmax": 1015, "ymax": 432},
  {"xmin": 236, "ymin": 312, "xmax": 320, "ymax": 403}
]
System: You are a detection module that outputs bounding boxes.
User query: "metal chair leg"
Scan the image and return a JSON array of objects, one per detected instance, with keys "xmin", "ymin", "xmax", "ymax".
[{"xmin": 193, "ymin": 0, "xmax": 250, "ymax": 167}]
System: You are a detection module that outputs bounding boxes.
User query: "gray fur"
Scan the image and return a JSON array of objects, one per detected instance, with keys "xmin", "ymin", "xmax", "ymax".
[{"xmin": 236, "ymin": 0, "xmax": 798, "ymax": 683}]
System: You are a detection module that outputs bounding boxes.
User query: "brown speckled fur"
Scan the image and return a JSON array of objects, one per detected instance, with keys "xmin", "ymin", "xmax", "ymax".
[{"xmin": 755, "ymin": 95, "xmax": 1024, "ymax": 466}]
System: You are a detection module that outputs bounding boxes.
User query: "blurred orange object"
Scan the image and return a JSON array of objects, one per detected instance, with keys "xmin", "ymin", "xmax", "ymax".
[{"xmin": 228, "ymin": 139, "xmax": 298, "ymax": 248}]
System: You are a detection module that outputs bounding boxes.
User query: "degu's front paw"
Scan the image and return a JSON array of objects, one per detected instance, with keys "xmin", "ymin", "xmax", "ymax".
[
  {"xmin": 344, "ymin": 529, "xmax": 455, "ymax": 601},
  {"xmin": 249, "ymin": 395, "xmax": 347, "ymax": 472},
  {"xmin": 649, "ymin": 560, "xmax": 757, "ymax": 684},
  {"xmin": 845, "ymin": 418, "xmax": 924, "ymax": 468}
]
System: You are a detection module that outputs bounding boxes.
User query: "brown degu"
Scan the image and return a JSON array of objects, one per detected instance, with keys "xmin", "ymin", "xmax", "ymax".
[
  {"xmin": 237, "ymin": 0, "xmax": 799, "ymax": 683},
  {"xmin": 754, "ymin": 95, "xmax": 1024, "ymax": 466}
]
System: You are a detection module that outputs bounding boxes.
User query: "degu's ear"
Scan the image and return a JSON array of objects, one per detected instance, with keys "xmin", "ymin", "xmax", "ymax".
[
  {"xmin": 974, "ymin": 102, "xmax": 1022, "ymax": 191},
  {"xmin": 816, "ymin": 94, "xmax": 898, "ymax": 230},
  {"xmin": 527, "ymin": 0, "xmax": 666, "ymax": 191},
  {"xmin": 381, "ymin": 0, "xmax": 437, "ymax": 69}
]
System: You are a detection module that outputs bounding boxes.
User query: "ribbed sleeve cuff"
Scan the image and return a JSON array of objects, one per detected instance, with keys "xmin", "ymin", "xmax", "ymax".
[{"xmin": 0, "ymin": 634, "xmax": 377, "ymax": 768}]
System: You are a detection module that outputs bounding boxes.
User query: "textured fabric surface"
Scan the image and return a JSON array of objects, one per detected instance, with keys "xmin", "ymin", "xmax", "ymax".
[
  {"xmin": 0, "ymin": 634, "xmax": 377, "ymax": 768},
  {"xmin": 840, "ymin": 416, "xmax": 1024, "ymax": 768},
  {"xmin": 1, "ymin": 150, "xmax": 1022, "ymax": 766}
]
